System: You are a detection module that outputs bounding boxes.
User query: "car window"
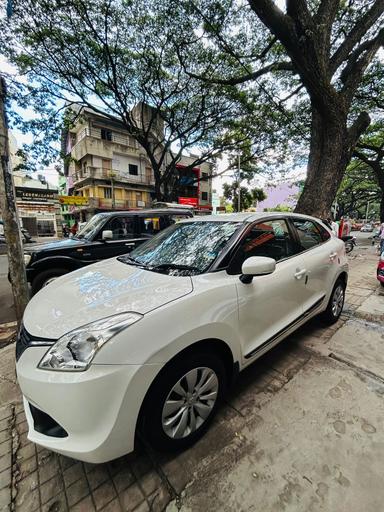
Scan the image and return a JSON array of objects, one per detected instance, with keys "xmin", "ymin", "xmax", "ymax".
[
  {"xmin": 137, "ymin": 215, "xmax": 170, "ymax": 237},
  {"xmin": 102, "ymin": 216, "xmax": 135, "ymax": 240},
  {"xmin": 293, "ymin": 219, "xmax": 323, "ymax": 250},
  {"xmin": 317, "ymin": 222, "xmax": 331, "ymax": 242},
  {"xmin": 228, "ymin": 219, "xmax": 296, "ymax": 275}
]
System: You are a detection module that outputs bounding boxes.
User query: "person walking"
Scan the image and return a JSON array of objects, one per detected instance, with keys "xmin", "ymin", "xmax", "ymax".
[{"xmin": 379, "ymin": 221, "xmax": 384, "ymax": 254}]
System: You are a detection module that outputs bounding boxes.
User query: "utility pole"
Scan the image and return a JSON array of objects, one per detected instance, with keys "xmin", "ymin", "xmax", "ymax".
[
  {"xmin": 0, "ymin": 77, "xmax": 29, "ymax": 325},
  {"xmin": 365, "ymin": 201, "xmax": 370, "ymax": 224},
  {"xmin": 237, "ymin": 153, "xmax": 241, "ymax": 212}
]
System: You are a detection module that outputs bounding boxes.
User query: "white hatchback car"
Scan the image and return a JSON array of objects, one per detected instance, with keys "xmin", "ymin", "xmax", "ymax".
[{"xmin": 16, "ymin": 213, "xmax": 348, "ymax": 462}]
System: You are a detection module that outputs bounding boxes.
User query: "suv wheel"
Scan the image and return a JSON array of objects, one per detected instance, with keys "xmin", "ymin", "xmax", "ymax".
[
  {"xmin": 140, "ymin": 352, "xmax": 226, "ymax": 451},
  {"xmin": 31, "ymin": 268, "xmax": 68, "ymax": 295},
  {"xmin": 321, "ymin": 280, "xmax": 345, "ymax": 325}
]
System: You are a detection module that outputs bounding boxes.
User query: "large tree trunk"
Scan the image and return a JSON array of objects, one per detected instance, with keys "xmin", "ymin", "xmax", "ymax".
[
  {"xmin": 0, "ymin": 78, "xmax": 29, "ymax": 325},
  {"xmin": 295, "ymin": 107, "xmax": 369, "ymax": 218}
]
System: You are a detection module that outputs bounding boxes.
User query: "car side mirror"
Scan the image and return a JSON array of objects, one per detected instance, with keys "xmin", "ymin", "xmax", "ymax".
[
  {"xmin": 101, "ymin": 230, "xmax": 113, "ymax": 241},
  {"xmin": 240, "ymin": 256, "xmax": 276, "ymax": 284}
]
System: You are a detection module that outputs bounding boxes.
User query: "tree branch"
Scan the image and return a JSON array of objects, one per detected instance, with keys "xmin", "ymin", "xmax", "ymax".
[
  {"xmin": 182, "ymin": 60, "xmax": 294, "ymax": 86},
  {"xmin": 341, "ymin": 28, "xmax": 384, "ymax": 100},
  {"xmin": 330, "ymin": 0, "xmax": 384, "ymax": 73}
]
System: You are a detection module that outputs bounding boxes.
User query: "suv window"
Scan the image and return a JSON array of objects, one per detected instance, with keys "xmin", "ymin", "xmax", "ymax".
[
  {"xmin": 137, "ymin": 215, "xmax": 169, "ymax": 237},
  {"xmin": 137, "ymin": 214, "xmax": 189, "ymax": 237},
  {"xmin": 292, "ymin": 219, "xmax": 324, "ymax": 250},
  {"xmin": 228, "ymin": 219, "xmax": 296, "ymax": 274},
  {"xmin": 102, "ymin": 216, "xmax": 135, "ymax": 240}
]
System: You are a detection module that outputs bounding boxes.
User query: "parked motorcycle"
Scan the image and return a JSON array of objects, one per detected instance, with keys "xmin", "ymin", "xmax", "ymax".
[{"xmin": 341, "ymin": 235, "xmax": 356, "ymax": 254}]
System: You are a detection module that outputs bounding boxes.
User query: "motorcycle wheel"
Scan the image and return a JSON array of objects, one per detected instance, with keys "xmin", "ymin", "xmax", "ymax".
[{"xmin": 345, "ymin": 243, "xmax": 353, "ymax": 254}]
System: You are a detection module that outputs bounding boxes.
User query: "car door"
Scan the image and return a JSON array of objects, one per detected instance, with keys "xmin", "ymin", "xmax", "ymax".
[
  {"xmin": 289, "ymin": 217, "xmax": 338, "ymax": 313},
  {"xmin": 89, "ymin": 215, "xmax": 142, "ymax": 259},
  {"xmin": 230, "ymin": 218, "xmax": 305, "ymax": 363}
]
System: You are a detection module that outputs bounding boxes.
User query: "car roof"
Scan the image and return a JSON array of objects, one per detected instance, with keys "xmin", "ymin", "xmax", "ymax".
[
  {"xmin": 96, "ymin": 208, "xmax": 193, "ymax": 217},
  {"xmin": 178, "ymin": 211, "xmax": 325, "ymax": 223}
]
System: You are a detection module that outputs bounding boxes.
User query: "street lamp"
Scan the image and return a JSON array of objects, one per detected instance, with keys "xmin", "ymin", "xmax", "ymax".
[{"xmin": 237, "ymin": 154, "xmax": 241, "ymax": 212}]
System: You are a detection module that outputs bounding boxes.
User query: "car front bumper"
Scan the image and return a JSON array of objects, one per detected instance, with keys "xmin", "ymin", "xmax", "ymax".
[{"xmin": 17, "ymin": 347, "xmax": 162, "ymax": 463}]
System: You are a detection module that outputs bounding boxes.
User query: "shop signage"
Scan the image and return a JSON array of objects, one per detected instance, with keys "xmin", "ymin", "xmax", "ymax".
[
  {"xmin": 59, "ymin": 195, "xmax": 89, "ymax": 206},
  {"xmin": 15, "ymin": 187, "xmax": 57, "ymax": 202},
  {"xmin": 178, "ymin": 197, "xmax": 198, "ymax": 207}
]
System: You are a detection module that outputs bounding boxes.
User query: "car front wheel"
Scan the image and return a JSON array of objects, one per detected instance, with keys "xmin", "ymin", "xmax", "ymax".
[
  {"xmin": 321, "ymin": 280, "xmax": 345, "ymax": 325},
  {"xmin": 31, "ymin": 268, "xmax": 69, "ymax": 295},
  {"xmin": 140, "ymin": 351, "xmax": 226, "ymax": 452}
]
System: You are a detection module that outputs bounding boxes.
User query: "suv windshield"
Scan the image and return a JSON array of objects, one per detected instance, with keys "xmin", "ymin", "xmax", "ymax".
[
  {"xmin": 76, "ymin": 214, "xmax": 106, "ymax": 240},
  {"xmin": 119, "ymin": 221, "xmax": 242, "ymax": 275}
]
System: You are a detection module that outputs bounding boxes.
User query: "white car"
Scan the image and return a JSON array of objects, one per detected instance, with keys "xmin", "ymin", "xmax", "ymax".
[{"xmin": 16, "ymin": 213, "xmax": 348, "ymax": 463}]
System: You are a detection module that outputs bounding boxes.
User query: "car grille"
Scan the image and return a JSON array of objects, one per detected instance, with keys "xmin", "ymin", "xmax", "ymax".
[{"xmin": 16, "ymin": 325, "xmax": 55, "ymax": 362}]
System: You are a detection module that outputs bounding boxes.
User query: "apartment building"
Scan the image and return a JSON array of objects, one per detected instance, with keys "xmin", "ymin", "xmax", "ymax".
[{"xmin": 62, "ymin": 106, "xmax": 212, "ymax": 221}]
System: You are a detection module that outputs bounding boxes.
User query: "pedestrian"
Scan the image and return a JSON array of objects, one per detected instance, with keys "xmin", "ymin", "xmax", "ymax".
[
  {"xmin": 327, "ymin": 217, "xmax": 339, "ymax": 237},
  {"xmin": 70, "ymin": 221, "xmax": 78, "ymax": 236},
  {"xmin": 379, "ymin": 221, "xmax": 384, "ymax": 254}
]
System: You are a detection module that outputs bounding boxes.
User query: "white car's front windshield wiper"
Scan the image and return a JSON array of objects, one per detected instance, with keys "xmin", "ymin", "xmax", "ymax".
[{"xmin": 150, "ymin": 263, "xmax": 199, "ymax": 273}]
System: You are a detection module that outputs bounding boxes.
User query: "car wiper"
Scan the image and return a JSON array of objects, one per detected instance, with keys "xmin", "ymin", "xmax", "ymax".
[
  {"xmin": 151, "ymin": 263, "xmax": 199, "ymax": 272},
  {"xmin": 118, "ymin": 255, "xmax": 148, "ymax": 267}
]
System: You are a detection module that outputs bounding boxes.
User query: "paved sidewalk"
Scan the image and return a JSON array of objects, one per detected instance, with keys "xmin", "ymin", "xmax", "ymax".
[{"xmin": 0, "ymin": 248, "xmax": 382, "ymax": 511}]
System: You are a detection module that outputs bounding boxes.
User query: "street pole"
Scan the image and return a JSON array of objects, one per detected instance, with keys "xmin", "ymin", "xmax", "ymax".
[
  {"xmin": 110, "ymin": 172, "xmax": 115, "ymax": 209},
  {"xmin": 0, "ymin": 77, "xmax": 29, "ymax": 325},
  {"xmin": 365, "ymin": 201, "xmax": 370, "ymax": 224},
  {"xmin": 237, "ymin": 154, "xmax": 241, "ymax": 212}
]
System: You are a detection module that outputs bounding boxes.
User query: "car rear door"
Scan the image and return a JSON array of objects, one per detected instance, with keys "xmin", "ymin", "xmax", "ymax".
[
  {"xmin": 288, "ymin": 217, "xmax": 340, "ymax": 314},
  {"xmin": 230, "ymin": 218, "xmax": 305, "ymax": 363}
]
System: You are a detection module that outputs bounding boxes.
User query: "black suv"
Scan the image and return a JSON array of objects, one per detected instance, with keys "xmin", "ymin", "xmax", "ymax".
[{"xmin": 24, "ymin": 208, "xmax": 193, "ymax": 294}]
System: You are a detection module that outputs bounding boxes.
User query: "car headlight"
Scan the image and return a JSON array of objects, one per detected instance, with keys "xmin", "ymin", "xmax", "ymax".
[
  {"xmin": 24, "ymin": 254, "xmax": 31, "ymax": 266},
  {"xmin": 38, "ymin": 312, "xmax": 143, "ymax": 371}
]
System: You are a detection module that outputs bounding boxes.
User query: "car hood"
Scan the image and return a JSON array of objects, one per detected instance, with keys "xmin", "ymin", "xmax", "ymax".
[
  {"xmin": 23, "ymin": 258, "xmax": 193, "ymax": 339},
  {"xmin": 25, "ymin": 238, "xmax": 86, "ymax": 253}
]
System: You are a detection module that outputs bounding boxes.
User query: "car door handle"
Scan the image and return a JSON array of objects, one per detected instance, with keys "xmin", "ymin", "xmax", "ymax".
[
  {"xmin": 125, "ymin": 242, "xmax": 135, "ymax": 246},
  {"xmin": 329, "ymin": 252, "xmax": 337, "ymax": 259},
  {"xmin": 294, "ymin": 269, "xmax": 307, "ymax": 280}
]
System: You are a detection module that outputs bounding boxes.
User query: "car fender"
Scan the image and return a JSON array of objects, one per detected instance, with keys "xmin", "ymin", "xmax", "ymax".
[
  {"xmin": 29, "ymin": 255, "xmax": 90, "ymax": 274},
  {"xmin": 93, "ymin": 280, "xmax": 242, "ymax": 368}
]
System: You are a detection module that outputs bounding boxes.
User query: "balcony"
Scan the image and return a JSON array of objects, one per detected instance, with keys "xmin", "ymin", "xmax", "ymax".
[
  {"xmin": 72, "ymin": 166, "xmax": 154, "ymax": 186},
  {"xmin": 69, "ymin": 197, "xmax": 151, "ymax": 212},
  {"xmin": 71, "ymin": 128, "xmax": 140, "ymax": 160},
  {"xmin": 96, "ymin": 198, "xmax": 151, "ymax": 210}
]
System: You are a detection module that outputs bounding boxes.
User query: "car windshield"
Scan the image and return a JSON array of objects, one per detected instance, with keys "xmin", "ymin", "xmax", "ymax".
[
  {"xmin": 119, "ymin": 221, "xmax": 242, "ymax": 275},
  {"xmin": 76, "ymin": 214, "xmax": 106, "ymax": 240}
]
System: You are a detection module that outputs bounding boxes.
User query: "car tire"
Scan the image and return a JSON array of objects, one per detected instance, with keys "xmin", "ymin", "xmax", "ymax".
[
  {"xmin": 139, "ymin": 351, "xmax": 227, "ymax": 452},
  {"xmin": 320, "ymin": 279, "xmax": 345, "ymax": 325},
  {"xmin": 31, "ymin": 268, "xmax": 69, "ymax": 295}
]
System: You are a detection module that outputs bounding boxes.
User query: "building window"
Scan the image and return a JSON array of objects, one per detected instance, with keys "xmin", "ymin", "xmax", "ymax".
[
  {"xmin": 103, "ymin": 188, "xmax": 112, "ymax": 199},
  {"xmin": 101, "ymin": 129, "xmax": 112, "ymax": 141},
  {"xmin": 201, "ymin": 191, "xmax": 208, "ymax": 201},
  {"xmin": 202, "ymin": 172, "xmax": 208, "ymax": 179},
  {"xmin": 129, "ymin": 164, "xmax": 139, "ymax": 176}
]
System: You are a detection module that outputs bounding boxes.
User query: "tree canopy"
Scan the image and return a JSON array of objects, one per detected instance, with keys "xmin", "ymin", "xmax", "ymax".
[
  {"xmin": 223, "ymin": 182, "xmax": 266, "ymax": 212},
  {"xmin": 1, "ymin": 0, "xmax": 285, "ymax": 200},
  {"xmin": 1, "ymin": 0, "xmax": 383, "ymax": 210}
]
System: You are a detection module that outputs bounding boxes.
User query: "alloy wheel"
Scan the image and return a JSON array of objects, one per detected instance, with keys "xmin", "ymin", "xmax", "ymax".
[
  {"xmin": 161, "ymin": 367, "xmax": 219, "ymax": 439},
  {"xmin": 332, "ymin": 284, "xmax": 344, "ymax": 317}
]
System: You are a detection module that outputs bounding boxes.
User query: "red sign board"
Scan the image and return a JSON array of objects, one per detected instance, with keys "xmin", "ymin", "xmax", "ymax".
[{"xmin": 178, "ymin": 197, "xmax": 198, "ymax": 206}]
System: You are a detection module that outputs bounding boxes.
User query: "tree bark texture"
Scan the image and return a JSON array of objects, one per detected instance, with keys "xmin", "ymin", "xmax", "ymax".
[
  {"xmin": 295, "ymin": 106, "xmax": 371, "ymax": 218},
  {"xmin": 0, "ymin": 77, "xmax": 29, "ymax": 325}
]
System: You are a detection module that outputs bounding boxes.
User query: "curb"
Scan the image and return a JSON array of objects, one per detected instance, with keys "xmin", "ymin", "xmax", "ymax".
[{"xmin": 0, "ymin": 321, "xmax": 17, "ymax": 349}]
